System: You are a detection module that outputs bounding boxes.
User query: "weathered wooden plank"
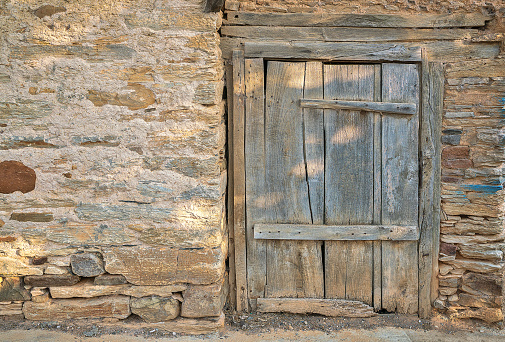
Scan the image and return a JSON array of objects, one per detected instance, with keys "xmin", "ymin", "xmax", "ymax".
[
  {"xmin": 300, "ymin": 99, "xmax": 416, "ymax": 115},
  {"xmin": 225, "ymin": 62, "xmax": 236, "ymax": 310},
  {"xmin": 303, "ymin": 62, "xmax": 325, "ymax": 224},
  {"xmin": 264, "ymin": 61, "xmax": 323, "ymax": 298},
  {"xmin": 232, "ymin": 50, "xmax": 248, "ymax": 312},
  {"xmin": 224, "ymin": 11, "xmax": 489, "ymax": 28},
  {"xmin": 418, "ymin": 57, "xmax": 443, "ymax": 318},
  {"xmin": 254, "ymin": 224, "xmax": 419, "ymax": 241},
  {"xmin": 244, "ymin": 58, "xmax": 267, "ymax": 309},
  {"xmin": 221, "ymin": 38, "xmax": 500, "ymax": 62},
  {"xmin": 222, "ymin": 26, "xmax": 481, "ymax": 42},
  {"xmin": 257, "ymin": 298, "xmax": 376, "ymax": 317},
  {"xmin": 372, "ymin": 64, "xmax": 382, "ymax": 312},
  {"xmin": 324, "ymin": 64, "xmax": 374, "ymax": 305},
  {"xmin": 244, "ymin": 42, "xmax": 422, "ymax": 61},
  {"xmin": 381, "ymin": 63, "xmax": 419, "ymax": 314}
]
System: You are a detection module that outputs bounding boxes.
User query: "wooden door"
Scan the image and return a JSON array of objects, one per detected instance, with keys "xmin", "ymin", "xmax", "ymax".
[{"xmin": 243, "ymin": 59, "xmax": 420, "ymax": 315}]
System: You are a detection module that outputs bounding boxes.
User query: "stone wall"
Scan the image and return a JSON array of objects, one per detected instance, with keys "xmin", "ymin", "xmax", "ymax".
[
  {"xmin": 0, "ymin": 0, "xmax": 227, "ymax": 330},
  {"xmin": 222, "ymin": 0, "xmax": 505, "ymax": 323}
]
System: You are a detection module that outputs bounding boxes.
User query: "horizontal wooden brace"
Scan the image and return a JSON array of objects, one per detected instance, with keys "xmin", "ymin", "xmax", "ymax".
[
  {"xmin": 244, "ymin": 42, "xmax": 422, "ymax": 61},
  {"xmin": 224, "ymin": 11, "xmax": 489, "ymax": 28},
  {"xmin": 254, "ymin": 224, "xmax": 419, "ymax": 241},
  {"xmin": 300, "ymin": 99, "xmax": 416, "ymax": 115},
  {"xmin": 257, "ymin": 298, "xmax": 376, "ymax": 317}
]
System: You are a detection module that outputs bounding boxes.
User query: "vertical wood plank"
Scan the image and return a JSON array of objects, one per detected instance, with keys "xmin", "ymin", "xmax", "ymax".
[
  {"xmin": 381, "ymin": 63, "xmax": 420, "ymax": 314},
  {"xmin": 324, "ymin": 64, "xmax": 374, "ymax": 305},
  {"xmin": 245, "ymin": 58, "xmax": 267, "ymax": 309},
  {"xmin": 303, "ymin": 62, "xmax": 325, "ymax": 225},
  {"xmin": 225, "ymin": 61, "xmax": 236, "ymax": 310},
  {"xmin": 373, "ymin": 63, "xmax": 382, "ymax": 311},
  {"xmin": 418, "ymin": 55, "xmax": 443, "ymax": 318},
  {"xmin": 232, "ymin": 50, "xmax": 248, "ymax": 312},
  {"xmin": 264, "ymin": 61, "xmax": 323, "ymax": 298}
]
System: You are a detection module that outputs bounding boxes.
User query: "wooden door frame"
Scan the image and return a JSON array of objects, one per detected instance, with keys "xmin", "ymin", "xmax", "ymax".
[{"xmin": 227, "ymin": 44, "xmax": 443, "ymax": 318}]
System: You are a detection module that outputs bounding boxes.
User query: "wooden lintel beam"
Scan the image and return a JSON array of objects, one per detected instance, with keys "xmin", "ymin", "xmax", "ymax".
[
  {"xmin": 300, "ymin": 99, "xmax": 416, "ymax": 115},
  {"xmin": 224, "ymin": 11, "xmax": 490, "ymax": 28},
  {"xmin": 254, "ymin": 224, "xmax": 419, "ymax": 241}
]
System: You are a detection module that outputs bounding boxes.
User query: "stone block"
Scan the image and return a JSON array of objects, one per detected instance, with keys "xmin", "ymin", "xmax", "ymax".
[
  {"xmin": 44, "ymin": 266, "xmax": 69, "ymax": 275},
  {"xmin": 23, "ymin": 296, "xmax": 131, "ymax": 320},
  {"xmin": 123, "ymin": 11, "xmax": 219, "ymax": 32},
  {"xmin": 440, "ymin": 243, "xmax": 457, "ymax": 256},
  {"xmin": 87, "ymin": 83, "xmax": 155, "ymax": 110},
  {"xmin": 51, "ymin": 279, "xmax": 186, "ymax": 299},
  {"xmin": 33, "ymin": 5, "xmax": 66, "ymax": 18},
  {"xmin": 94, "ymin": 274, "xmax": 128, "ymax": 286},
  {"xmin": 439, "ymin": 287, "xmax": 457, "ymax": 296},
  {"xmin": 0, "ymin": 258, "xmax": 43, "ymax": 276},
  {"xmin": 445, "ymin": 259, "xmax": 502, "ymax": 273},
  {"xmin": 103, "ymin": 245, "xmax": 224, "ymax": 285},
  {"xmin": 438, "ymin": 276, "xmax": 459, "ymax": 288},
  {"xmin": 70, "ymin": 253, "xmax": 105, "ymax": 277},
  {"xmin": 461, "ymin": 272, "xmax": 501, "ymax": 296},
  {"xmin": 24, "ymin": 274, "xmax": 80, "ymax": 287},
  {"xmin": 0, "ymin": 161, "xmax": 36, "ymax": 194},
  {"xmin": 459, "ymin": 244, "xmax": 503, "ymax": 261},
  {"xmin": 442, "ymin": 146, "xmax": 470, "ymax": 160},
  {"xmin": 0, "ymin": 302, "xmax": 23, "ymax": 316},
  {"xmin": 75, "ymin": 204, "xmax": 174, "ymax": 222},
  {"xmin": 181, "ymin": 280, "xmax": 225, "ymax": 318},
  {"xmin": 131, "ymin": 297, "xmax": 180, "ymax": 323},
  {"xmin": 458, "ymin": 292, "xmax": 501, "ymax": 308},
  {"xmin": 46, "ymin": 222, "xmax": 133, "ymax": 246},
  {"xmin": 453, "ymin": 307, "xmax": 503, "ymax": 323},
  {"xmin": 0, "ymin": 277, "xmax": 31, "ymax": 301}
]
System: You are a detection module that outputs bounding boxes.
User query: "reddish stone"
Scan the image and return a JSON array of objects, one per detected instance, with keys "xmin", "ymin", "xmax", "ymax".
[
  {"xmin": 33, "ymin": 5, "xmax": 66, "ymax": 18},
  {"xmin": 0, "ymin": 236, "xmax": 16, "ymax": 242},
  {"xmin": 439, "ymin": 243, "xmax": 457, "ymax": 256},
  {"xmin": 442, "ymin": 159, "xmax": 473, "ymax": 169},
  {"xmin": 442, "ymin": 146, "xmax": 470, "ymax": 160},
  {"xmin": 441, "ymin": 176, "xmax": 461, "ymax": 183},
  {"xmin": 0, "ymin": 161, "xmax": 36, "ymax": 194}
]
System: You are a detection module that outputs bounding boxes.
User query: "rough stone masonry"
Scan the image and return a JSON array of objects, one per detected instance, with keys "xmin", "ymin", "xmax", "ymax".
[
  {"xmin": 0, "ymin": 0, "xmax": 226, "ymax": 331},
  {"xmin": 0, "ymin": 0, "xmax": 505, "ymax": 332}
]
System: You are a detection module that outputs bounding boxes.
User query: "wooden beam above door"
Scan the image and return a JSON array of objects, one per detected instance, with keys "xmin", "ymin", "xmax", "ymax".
[
  {"xmin": 244, "ymin": 42, "xmax": 422, "ymax": 61},
  {"xmin": 254, "ymin": 224, "xmax": 419, "ymax": 241}
]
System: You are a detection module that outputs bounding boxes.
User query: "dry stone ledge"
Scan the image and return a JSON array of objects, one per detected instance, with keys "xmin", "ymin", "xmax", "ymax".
[
  {"xmin": 452, "ymin": 307, "xmax": 504, "ymax": 323},
  {"xmin": 0, "ymin": 277, "xmax": 31, "ymax": 301},
  {"xmin": 130, "ymin": 297, "xmax": 180, "ymax": 323},
  {"xmin": 0, "ymin": 257, "xmax": 43, "ymax": 276},
  {"xmin": 94, "ymin": 274, "xmax": 128, "ymax": 286},
  {"xmin": 23, "ymin": 296, "xmax": 131, "ymax": 320},
  {"xmin": 0, "ymin": 302, "xmax": 23, "ymax": 316},
  {"xmin": 24, "ymin": 274, "xmax": 80, "ymax": 287},
  {"xmin": 103, "ymin": 245, "xmax": 225, "ymax": 285},
  {"xmin": 70, "ymin": 252, "xmax": 105, "ymax": 277},
  {"xmin": 50, "ymin": 279, "xmax": 187, "ymax": 298}
]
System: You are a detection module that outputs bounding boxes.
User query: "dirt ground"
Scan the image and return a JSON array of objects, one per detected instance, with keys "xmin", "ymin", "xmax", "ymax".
[{"xmin": 1, "ymin": 310, "xmax": 504, "ymax": 341}]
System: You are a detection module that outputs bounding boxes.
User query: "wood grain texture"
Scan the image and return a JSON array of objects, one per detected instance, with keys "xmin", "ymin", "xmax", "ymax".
[
  {"xmin": 244, "ymin": 58, "xmax": 267, "ymax": 309},
  {"xmin": 300, "ymin": 99, "xmax": 416, "ymax": 115},
  {"xmin": 222, "ymin": 26, "xmax": 481, "ymax": 42},
  {"xmin": 244, "ymin": 42, "xmax": 422, "ymax": 61},
  {"xmin": 254, "ymin": 224, "xmax": 419, "ymax": 241},
  {"xmin": 324, "ymin": 64, "xmax": 374, "ymax": 305},
  {"xmin": 264, "ymin": 61, "xmax": 323, "ymax": 298},
  {"xmin": 224, "ymin": 12, "xmax": 489, "ymax": 28},
  {"xmin": 221, "ymin": 38, "xmax": 500, "ymax": 61},
  {"xmin": 225, "ymin": 62, "xmax": 236, "ymax": 310},
  {"xmin": 257, "ymin": 298, "xmax": 376, "ymax": 317},
  {"xmin": 372, "ymin": 64, "xmax": 382, "ymax": 311},
  {"xmin": 418, "ymin": 56, "xmax": 443, "ymax": 318},
  {"xmin": 303, "ymin": 62, "xmax": 325, "ymax": 225},
  {"xmin": 381, "ymin": 63, "xmax": 420, "ymax": 314},
  {"xmin": 232, "ymin": 50, "xmax": 248, "ymax": 312}
]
